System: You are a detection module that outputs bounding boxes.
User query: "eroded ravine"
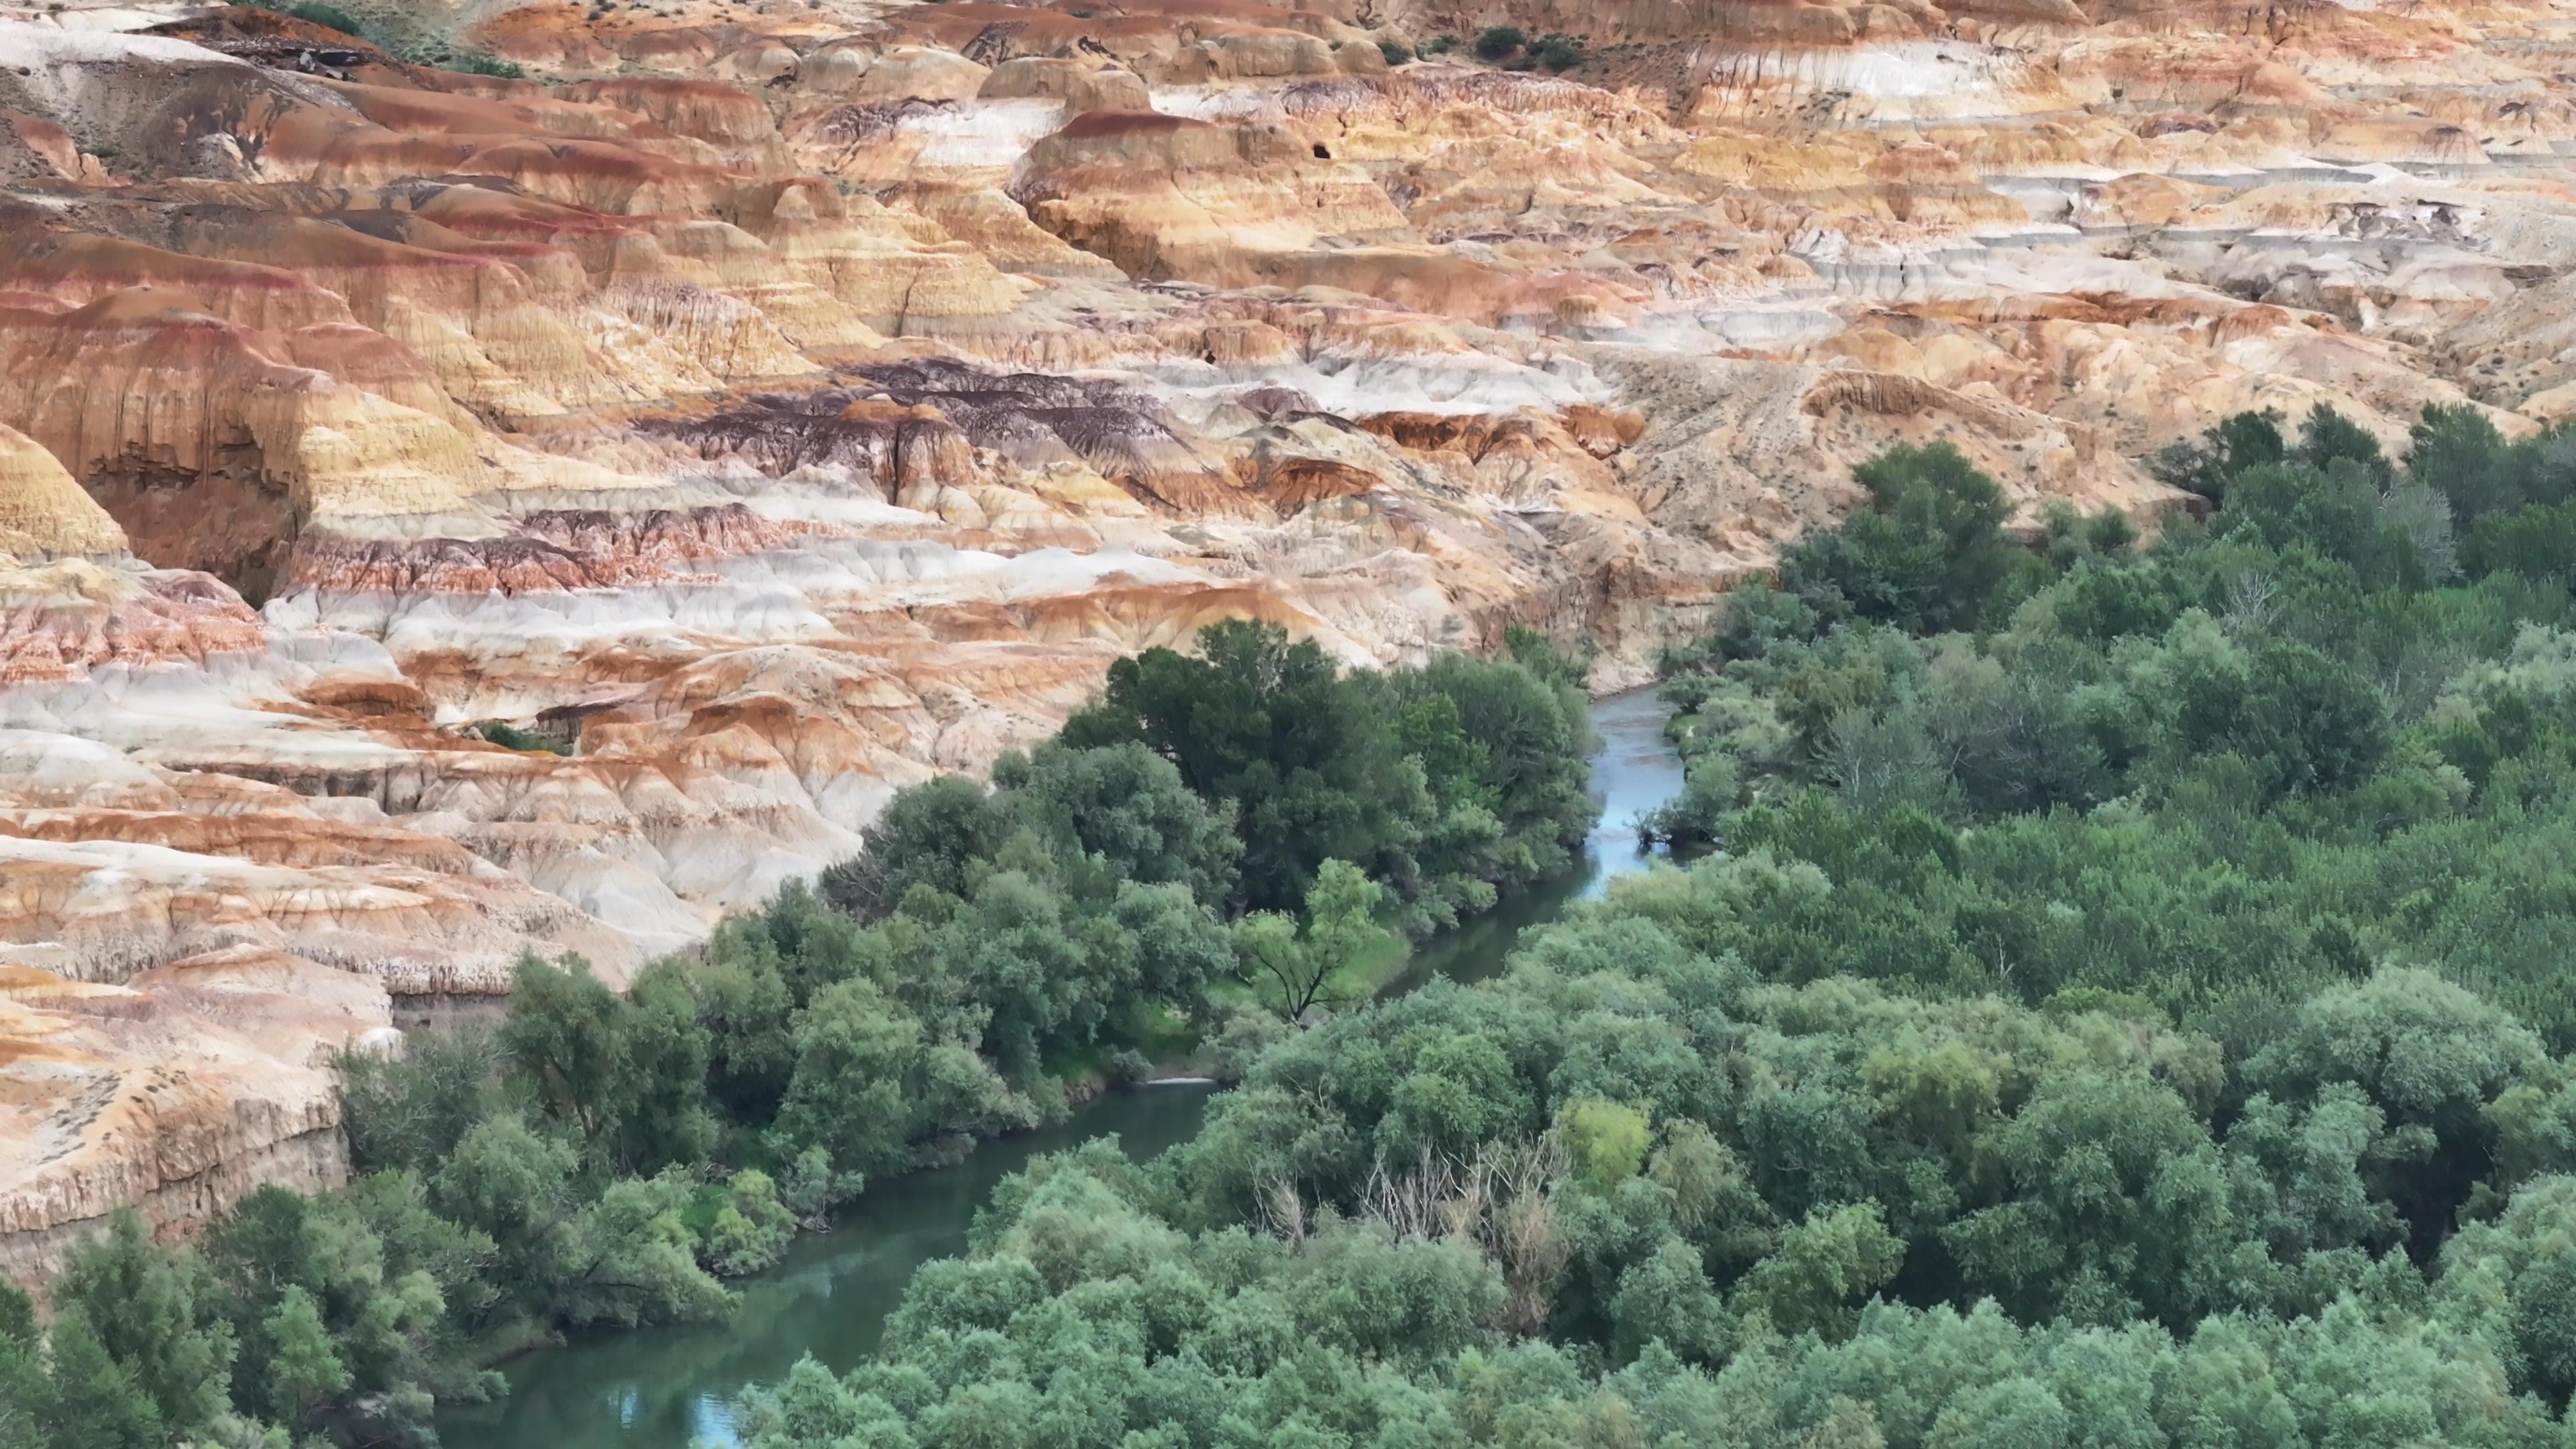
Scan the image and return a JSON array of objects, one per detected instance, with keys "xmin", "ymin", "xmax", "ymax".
[{"xmin": 438, "ymin": 689, "xmax": 1683, "ymax": 1448}]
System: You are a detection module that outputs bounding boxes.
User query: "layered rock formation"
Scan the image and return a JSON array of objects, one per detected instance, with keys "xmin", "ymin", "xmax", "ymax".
[{"xmin": 3, "ymin": 0, "xmax": 2571, "ymax": 1276}]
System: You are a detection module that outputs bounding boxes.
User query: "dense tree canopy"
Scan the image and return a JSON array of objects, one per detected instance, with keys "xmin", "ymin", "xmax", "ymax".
[
  {"xmin": 1059, "ymin": 619, "xmax": 1593, "ymax": 926},
  {"xmin": 1778, "ymin": 440, "xmax": 2031, "ymax": 635},
  {"xmin": 729, "ymin": 919, "xmax": 2576, "ymax": 1448},
  {"xmin": 720, "ymin": 406, "xmax": 2576, "ymax": 1449},
  {"xmin": 1645, "ymin": 407, "xmax": 2576, "ymax": 1052}
]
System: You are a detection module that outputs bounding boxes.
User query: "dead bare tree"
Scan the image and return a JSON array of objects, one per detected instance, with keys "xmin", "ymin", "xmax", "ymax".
[
  {"xmin": 1260, "ymin": 1177, "xmax": 1310, "ymax": 1248},
  {"xmin": 1494, "ymin": 1187, "xmax": 1569, "ymax": 1335},
  {"xmin": 2222, "ymin": 570, "xmax": 2281, "ymax": 636},
  {"xmin": 1478, "ymin": 1136, "xmax": 1572, "ymax": 1334},
  {"xmin": 1336, "ymin": 1137, "xmax": 1572, "ymax": 1334},
  {"xmin": 1360, "ymin": 1147, "xmax": 1463, "ymax": 1241}
]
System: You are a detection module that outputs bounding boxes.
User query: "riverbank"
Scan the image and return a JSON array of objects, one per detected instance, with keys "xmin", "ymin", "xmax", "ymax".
[{"xmin": 437, "ymin": 689, "xmax": 1686, "ymax": 1449}]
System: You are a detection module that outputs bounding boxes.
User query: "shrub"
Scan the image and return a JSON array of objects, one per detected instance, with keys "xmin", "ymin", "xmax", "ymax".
[
  {"xmin": 1473, "ymin": 25, "xmax": 1525, "ymax": 60},
  {"xmin": 470, "ymin": 720, "xmax": 567, "ymax": 754},
  {"xmin": 252, "ymin": 0, "xmax": 366, "ymax": 36},
  {"xmin": 1554, "ymin": 1096, "xmax": 1651, "ymax": 1190},
  {"xmin": 449, "ymin": 50, "xmax": 527, "ymax": 78},
  {"xmin": 1778, "ymin": 440, "xmax": 2021, "ymax": 635},
  {"xmin": 1530, "ymin": 32, "xmax": 1584, "ymax": 70},
  {"xmin": 699, "ymin": 1171, "xmax": 798, "ymax": 1275}
]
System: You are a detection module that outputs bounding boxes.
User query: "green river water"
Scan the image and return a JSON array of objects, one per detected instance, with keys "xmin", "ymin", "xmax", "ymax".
[{"xmin": 439, "ymin": 688, "xmax": 1685, "ymax": 1448}]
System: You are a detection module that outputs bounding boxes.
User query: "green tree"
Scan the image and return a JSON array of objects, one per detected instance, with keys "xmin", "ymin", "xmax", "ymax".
[
  {"xmin": 1943, "ymin": 1069, "xmax": 2235, "ymax": 1328},
  {"xmin": 1395, "ymin": 691, "xmax": 1491, "ymax": 811},
  {"xmin": 735, "ymin": 1358, "xmax": 913, "ymax": 1448},
  {"xmin": 335, "ymin": 1023, "xmax": 496, "ymax": 1173},
  {"xmin": 690, "ymin": 932, "xmax": 800, "ymax": 1126},
  {"xmin": 775, "ymin": 979, "xmax": 930, "ymax": 1175},
  {"xmin": 1736, "ymin": 1203, "xmax": 1903, "ymax": 1339},
  {"xmin": 555, "ymin": 1175, "xmax": 733, "ymax": 1328},
  {"xmin": 702, "ymin": 1171, "xmax": 799, "ymax": 1275},
  {"xmin": 2245, "ymin": 967, "xmax": 2544, "ymax": 1250},
  {"xmin": 261, "ymin": 1287, "xmax": 350, "ymax": 1432},
  {"xmin": 1411, "ymin": 651, "xmax": 1594, "ymax": 878},
  {"xmin": 2292, "ymin": 403, "xmax": 2387, "ymax": 476},
  {"xmin": 1000, "ymin": 741, "xmax": 1242, "ymax": 909},
  {"xmin": 2464, "ymin": 498, "xmax": 2576, "ymax": 584},
  {"xmin": 1782, "ymin": 442, "xmax": 2022, "ymax": 635},
  {"xmin": 502, "ymin": 954, "xmax": 716, "ymax": 1173},
  {"xmin": 431, "ymin": 1113, "xmax": 580, "ymax": 1320},
  {"xmin": 0, "ymin": 1281, "xmax": 54, "ymax": 1449},
  {"xmin": 50, "ymin": 1209, "xmax": 234, "ymax": 1436},
  {"xmin": 2437, "ymin": 1173, "xmax": 2576, "ymax": 1407},
  {"xmin": 615, "ymin": 958, "xmax": 720, "ymax": 1173},
  {"xmin": 38, "ymin": 1305, "xmax": 156, "ymax": 1449},
  {"xmin": 1110, "ymin": 879, "xmax": 1236, "ymax": 1008},
  {"xmin": 347, "ymin": 1169, "xmax": 501, "ymax": 1350},
  {"xmin": 1232, "ymin": 859, "xmax": 1389, "ymax": 1020},
  {"xmin": 500, "ymin": 953, "xmax": 626, "ymax": 1144},
  {"xmin": 2150, "ymin": 409, "xmax": 2284, "ymax": 505},
  {"xmin": 1556, "ymin": 1097, "xmax": 1652, "ymax": 1192},
  {"xmin": 779, "ymin": 1145, "xmax": 862, "ymax": 1220},
  {"xmin": 819, "ymin": 775, "xmax": 1009, "ymax": 920},
  {"xmin": 941, "ymin": 869, "xmax": 1097, "ymax": 1081},
  {"xmin": 1609, "ymin": 1238, "xmax": 1731, "ymax": 1364},
  {"xmin": 1062, "ymin": 620, "xmax": 1438, "ymax": 912},
  {"xmin": 2212, "ymin": 460, "xmax": 2424, "ymax": 588},
  {"xmin": 2168, "ymin": 637, "xmax": 2391, "ymax": 801},
  {"xmin": 2406, "ymin": 402, "xmax": 2542, "ymax": 525},
  {"xmin": 428, "ymin": 1110, "xmax": 728, "ymax": 1329}
]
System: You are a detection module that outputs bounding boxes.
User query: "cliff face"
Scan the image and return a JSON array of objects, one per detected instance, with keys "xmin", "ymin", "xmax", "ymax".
[{"xmin": 1, "ymin": 0, "xmax": 2568, "ymax": 1276}]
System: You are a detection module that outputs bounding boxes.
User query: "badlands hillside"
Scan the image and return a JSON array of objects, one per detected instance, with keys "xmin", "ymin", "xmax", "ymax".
[{"xmin": 0, "ymin": 0, "xmax": 2569, "ymax": 1277}]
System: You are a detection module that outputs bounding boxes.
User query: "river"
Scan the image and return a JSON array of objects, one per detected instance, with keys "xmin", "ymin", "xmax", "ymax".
[{"xmin": 439, "ymin": 686, "xmax": 1684, "ymax": 1449}]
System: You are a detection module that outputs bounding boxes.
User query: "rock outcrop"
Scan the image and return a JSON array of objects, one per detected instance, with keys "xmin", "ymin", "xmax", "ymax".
[{"xmin": 4, "ymin": 0, "xmax": 2571, "ymax": 1278}]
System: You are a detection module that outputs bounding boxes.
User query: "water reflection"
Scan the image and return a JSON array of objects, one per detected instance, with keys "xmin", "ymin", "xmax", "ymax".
[
  {"xmin": 1576, "ymin": 686, "xmax": 1691, "ymax": 898},
  {"xmin": 441, "ymin": 1083, "xmax": 1218, "ymax": 1446}
]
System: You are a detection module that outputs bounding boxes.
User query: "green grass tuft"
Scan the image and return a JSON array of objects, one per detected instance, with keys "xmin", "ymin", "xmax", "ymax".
[{"xmin": 448, "ymin": 50, "xmax": 527, "ymax": 78}]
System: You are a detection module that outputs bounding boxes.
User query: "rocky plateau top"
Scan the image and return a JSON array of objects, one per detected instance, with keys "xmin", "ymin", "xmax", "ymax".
[{"xmin": 0, "ymin": 0, "xmax": 2569, "ymax": 1281}]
